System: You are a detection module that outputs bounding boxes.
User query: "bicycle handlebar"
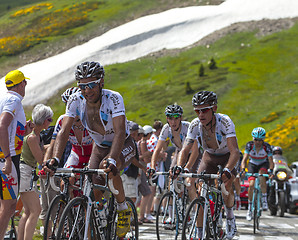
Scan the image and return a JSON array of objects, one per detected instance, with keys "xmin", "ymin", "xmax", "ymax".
[
  {"xmin": 55, "ymin": 168, "xmax": 119, "ymax": 195},
  {"xmin": 245, "ymin": 173, "xmax": 270, "ymax": 178}
]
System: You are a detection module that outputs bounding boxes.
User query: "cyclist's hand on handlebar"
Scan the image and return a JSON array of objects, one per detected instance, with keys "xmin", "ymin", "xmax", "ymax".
[
  {"xmin": 171, "ymin": 166, "xmax": 183, "ymax": 179},
  {"xmin": 268, "ymin": 169, "xmax": 274, "ymax": 179},
  {"xmin": 147, "ymin": 168, "xmax": 155, "ymax": 177},
  {"xmin": 43, "ymin": 158, "xmax": 59, "ymax": 175},
  {"xmin": 103, "ymin": 158, "xmax": 118, "ymax": 176}
]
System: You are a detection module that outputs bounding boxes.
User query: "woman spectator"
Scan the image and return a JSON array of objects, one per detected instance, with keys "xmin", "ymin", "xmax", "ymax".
[{"xmin": 18, "ymin": 104, "xmax": 53, "ymax": 240}]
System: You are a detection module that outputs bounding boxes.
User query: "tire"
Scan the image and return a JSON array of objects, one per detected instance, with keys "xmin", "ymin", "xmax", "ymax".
[
  {"xmin": 156, "ymin": 192, "xmax": 177, "ymax": 240},
  {"xmin": 108, "ymin": 197, "xmax": 139, "ymax": 240},
  {"xmin": 181, "ymin": 198, "xmax": 210, "ymax": 240},
  {"xmin": 125, "ymin": 197, "xmax": 139, "ymax": 240},
  {"xmin": 56, "ymin": 197, "xmax": 92, "ymax": 240},
  {"xmin": 269, "ymin": 206, "xmax": 277, "ymax": 216},
  {"xmin": 44, "ymin": 195, "xmax": 68, "ymax": 240},
  {"xmin": 279, "ymin": 191, "xmax": 286, "ymax": 217},
  {"xmin": 253, "ymin": 190, "xmax": 258, "ymax": 234}
]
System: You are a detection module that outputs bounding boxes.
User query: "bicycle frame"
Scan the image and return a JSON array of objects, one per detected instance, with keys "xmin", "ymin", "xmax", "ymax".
[
  {"xmin": 55, "ymin": 168, "xmax": 115, "ymax": 240},
  {"xmin": 180, "ymin": 172, "xmax": 227, "ymax": 240},
  {"xmin": 246, "ymin": 172, "xmax": 269, "ymax": 233}
]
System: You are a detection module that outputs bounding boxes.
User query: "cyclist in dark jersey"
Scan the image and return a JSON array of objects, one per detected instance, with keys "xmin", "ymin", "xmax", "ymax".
[{"xmin": 241, "ymin": 127, "xmax": 273, "ymax": 221}]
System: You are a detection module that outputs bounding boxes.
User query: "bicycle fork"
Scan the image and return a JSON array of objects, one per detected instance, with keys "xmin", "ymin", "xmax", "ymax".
[{"xmin": 86, "ymin": 198, "xmax": 105, "ymax": 240}]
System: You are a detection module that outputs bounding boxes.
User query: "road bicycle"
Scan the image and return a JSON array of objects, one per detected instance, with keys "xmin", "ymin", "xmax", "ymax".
[
  {"xmin": 55, "ymin": 167, "xmax": 138, "ymax": 240},
  {"xmin": 246, "ymin": 172, "xmax": 269, "ymax": 234},
  {"xmin": 149, "ymin": 172, "xmax": 189, "ymax": 240},
  {"xmin": 181, "ymin": 169, "xmax": 228, "ymax": 240},
  {"xmin": 43, "ymin": 171, "xmax": 82, "ymax": 240}
]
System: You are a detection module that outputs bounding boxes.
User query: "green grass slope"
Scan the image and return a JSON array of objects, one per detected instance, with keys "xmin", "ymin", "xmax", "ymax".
[{"xmin": 41, "ymin": 21, "xmax": 298, "ymax": 162}]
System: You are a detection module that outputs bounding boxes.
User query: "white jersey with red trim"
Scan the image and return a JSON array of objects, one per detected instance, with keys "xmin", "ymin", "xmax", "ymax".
[
  {"xmin": 159, "ymin": 121, "xmax": 190, "ymax": 151},
  {"xmin": 65, "ymin": 89, "xmax": 129, "ymax": 147},
  {"xmin": 187, "ymin": 113, "xmax": 237, "ymax": 155},
  {"xmin": 0, "ymin": 91, "xmax": 26, "ymax": 158},
  {"xmin": 244, "ymin": 141, "xmax": 272, "ymax": 165}
]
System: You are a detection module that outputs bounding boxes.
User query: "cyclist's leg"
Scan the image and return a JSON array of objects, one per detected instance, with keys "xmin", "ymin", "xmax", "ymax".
[
  {"xmin": 259, "ymin": 162, "xmax": 269, "ymax": 210},
  {"xmin": 247, "ymin": 162, "xmax": 258, "ymax": 220}
]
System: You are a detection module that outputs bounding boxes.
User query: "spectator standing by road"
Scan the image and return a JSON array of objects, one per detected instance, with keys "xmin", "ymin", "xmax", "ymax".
[
  {"xmin": 18, "ymin": 104, "xmax": 53, "ymax": 240},
  {"xmin": 0, "ymin": 70, "xmax": 33, "ymax": 239}
]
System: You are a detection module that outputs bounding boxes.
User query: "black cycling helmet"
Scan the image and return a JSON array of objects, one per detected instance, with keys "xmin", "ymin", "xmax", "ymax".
[
  {"xmin": 192, "ymin": 91, "xmax": 217, "ymax": 107},
  {"xmin": 61, "ymin": 87, "xmax": 81, "ymax": 103},
  {"xmin": 75, "ymin": 61, "xmax": 105, "ymax": 81},
  {"xmin": 165, "ymin": 104, "xmax": 183, "ymax": 116},
  {"xmin": 272, "ymin": 146, "xmax": 282, "ymax": 155}
]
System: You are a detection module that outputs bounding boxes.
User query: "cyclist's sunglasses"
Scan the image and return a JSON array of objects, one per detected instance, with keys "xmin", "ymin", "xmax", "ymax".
[
  {"xmin": 166, "ymin": 113, "xmax": 181, "ymax": 119},
  {"xmin": 77, "ymin": 79, "xmax": 101, "ymax": 90},
  {"xmin": 253, "ymin": 138, "xmax": 264, "ymax": 142},
  {"xmin": 194, "ymin": 105, "xmax": 214, "ymax": 114}
]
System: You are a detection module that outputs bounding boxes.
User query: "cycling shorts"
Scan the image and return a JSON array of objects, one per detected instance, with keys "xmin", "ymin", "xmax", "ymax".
[
  {"xmin": 0, "ymin": 155, "xmax": 20, "ymax": 200},
  {"xmin": 89, "ymin": 136, "xmax": 136, "ymax": 184},
  {"xmin": 247, "ymin": 161, "xmax": 269, "ymax": 181},
  {"xmin": 197, "ymin": 151, "xmax": 236, "ymax": 176}
]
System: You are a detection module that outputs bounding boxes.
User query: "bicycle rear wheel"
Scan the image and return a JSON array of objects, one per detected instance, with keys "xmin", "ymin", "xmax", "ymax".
[
  {"xmin": 44, "ymin": 194, "xmax": 68, "ymax": 240},
  {"xmin": 181, "ymin": 198, "xmax": 210, "ymax": 240},
  {"xmin": 56, "ymin": 197, "xmax": 92, "ymax": 240},
  {"xmin": 156, "ymin": 191, "xmax": 178, "ymax": 240},
  {"xmin": 109, "ymin": 197, "xmax": 139, "ymax": 240}
]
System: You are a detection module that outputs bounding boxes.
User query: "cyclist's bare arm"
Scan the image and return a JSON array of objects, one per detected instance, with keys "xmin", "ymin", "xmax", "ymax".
[
  {"xmin": 108, "ymin": 115, "xmax": 126, "ymax": 163},
  {"xmin": 225, "ymin": 137, "xmax": 239, "ymax": 171},
  {"xmin": 241, "ymin": 153, "xmax": 249, "ymax": 171},
  {"xmin": 150, "ymin": 139, "xmax": 167, "ymax": 169},
  {"xmin": 268, "ymin": 155, "xmax": 274, "ymax": 170},
  {"xmin": 44, "ymin": 139, "xmax": 55, "ymax": 162},
  {"xmin": 53, "ymin": 116, "xmax": 74, "ymax": 161},
  {"xmin": 185, "ymin": 140, "xmax": 199, "ymax": 171},
  {"xmin": 177, "ymin": 138, "xmax": 195, "ymax": 167}
]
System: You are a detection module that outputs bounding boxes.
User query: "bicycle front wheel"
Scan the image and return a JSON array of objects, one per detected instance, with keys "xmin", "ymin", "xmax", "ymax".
[
  {"xmin": 156, "ymin": 191, "xmax": 178, "ymax": 240},
  {"xmin": 56, "ymin": 197, "xmax": 91, "ymax": 240},
  {"xmin": 44, "ymin": 194, "xmax": 68, "ymax": 240},
  {"xmin": 182, "ymin": 198, "xmax": 209, "ymax": 240},
  {"xmin": 109, "ymin": 197, "xmax": 139, "ymax": 240},
  {"xmin": 253, "ymin": 190, "xmax": 260, "ymax": 234}
]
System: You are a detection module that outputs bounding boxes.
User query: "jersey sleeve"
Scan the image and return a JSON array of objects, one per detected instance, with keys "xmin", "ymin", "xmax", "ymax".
[
  {"xmin": 65, "ymin": 93, "xmax": 80, "ymax": 118},
  {"xmin": 52, "ymin": 115, "xmax": 64, "ymax": 140},
  {"xmin": 2, "ymin": 96, "xmax": 20, "ymax": 117},
  {"xmin": 220, "ymin": 114, "xmax": 236, "ymax": 138},
  {"xmin": 244, "ymin": 142, "xmax": 252, "ymax": 154},
  {"xmin": 187, "ymin": 118, "xmax": 200, "ymax": 140},
  {"xmin": 110, "ymin": 92, "xmax": 125, "ymax": 118},
  {"xmin": 159, "ymin": 124, "xmax": 169, "ymax": 141}
]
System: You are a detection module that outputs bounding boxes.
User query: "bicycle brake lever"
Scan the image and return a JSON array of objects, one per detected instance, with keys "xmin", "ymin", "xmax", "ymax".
[
  {"xmin": 173, "ymin": 178, "xmax": 182, "ymax": 193},
  {"xmin": 108, "ymin": 179, "xmax": 119, "ymax": 195},
  {"xmin": 221, "ymin": 183, "xmax": 229, "ymax": 196}
]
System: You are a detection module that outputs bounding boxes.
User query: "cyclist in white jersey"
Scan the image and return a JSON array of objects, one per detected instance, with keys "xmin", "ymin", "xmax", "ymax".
[
  {"xmin": 175, "ymin": 91, "xmax": 240, "ymax": 240},
  {"xmin": 44, "ymin": 61, "xmax": 139, "ymax": 237},
  {"xmin": 0, "ymin": 70, "xmax": 33, "ymax": 239},
  {"xmin": 148, "ymin": 104, "xmax": 201, "ymax": 201}
]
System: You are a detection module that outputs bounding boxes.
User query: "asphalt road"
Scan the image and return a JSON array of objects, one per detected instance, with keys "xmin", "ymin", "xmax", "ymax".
[{"xmin": 137, "ymin": 209, "xmax": 298, "ymax": 240}]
